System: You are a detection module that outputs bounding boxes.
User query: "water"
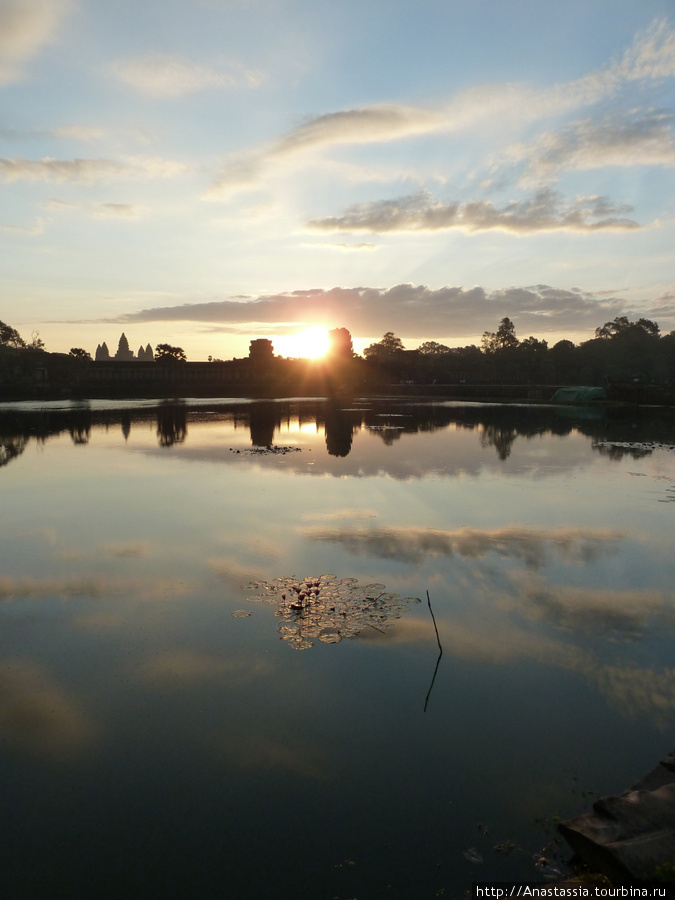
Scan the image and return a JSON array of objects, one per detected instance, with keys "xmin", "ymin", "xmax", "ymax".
[{"xmin": 1, "ymin": 397, "xmax": 675, "ymax": 898}]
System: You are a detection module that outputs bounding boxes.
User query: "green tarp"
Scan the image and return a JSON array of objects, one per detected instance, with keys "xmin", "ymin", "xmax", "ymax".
[{"xmin": 551, "ymin": 386, "xmax": 607, "ymax": 403}]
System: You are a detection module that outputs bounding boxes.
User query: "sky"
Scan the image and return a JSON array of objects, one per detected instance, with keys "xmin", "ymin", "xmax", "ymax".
[{"xmin": 1, "ymin": 0, "xmax": 675, "ymax": 361}]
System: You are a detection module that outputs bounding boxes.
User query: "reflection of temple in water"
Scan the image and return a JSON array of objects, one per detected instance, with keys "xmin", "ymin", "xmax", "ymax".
[
  {"xmin": 249, "ymin": 402, "xmax": 277, "ymax": 448},
  {"xmin": 323, "ymin": 403, "xmax": 357, "ymax": 457}
]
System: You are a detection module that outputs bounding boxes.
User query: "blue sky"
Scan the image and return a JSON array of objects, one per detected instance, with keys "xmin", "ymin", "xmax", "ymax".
[{"xmin": 1, "ymin": 0, "xmax": 674, "ymax": 359}]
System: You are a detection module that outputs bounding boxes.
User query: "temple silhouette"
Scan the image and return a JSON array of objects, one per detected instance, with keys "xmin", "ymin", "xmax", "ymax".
[{"xmin": 95, "ymin": 333, "xmax": 154, "ymax": 362}]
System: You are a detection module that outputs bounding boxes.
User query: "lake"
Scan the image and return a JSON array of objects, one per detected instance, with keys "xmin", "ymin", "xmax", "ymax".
[{"xmin": 1, "ymin": 396, "xmax": 675, "ymax": 898}]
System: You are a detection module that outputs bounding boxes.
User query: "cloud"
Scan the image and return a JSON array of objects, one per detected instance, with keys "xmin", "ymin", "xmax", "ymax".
[
  {"xmin": 0, "ymin": 659, "xmax": 92, "ymax": 760},
  {"xmin": 208, "ymin": 556, "xmax": 271, "ymax": 586},
  {"xmin": 0, "ymin": 573, "xmax": 192, "ymax": 601},
  {"xmin": 46, "ymin": 197, "xmax": 146, "ymax": 220},
  {"xmin": 206, "ymin": 19, "xmax": 675, "ymax": 198},
  {"xmin": 93, "ymin": 202, "xmax": 144, "ymax": 220},
  {"xmin": 211, "ymin": 733, "xmax": 328, "ymax": 779},
  {"xmin": 429, "ymin": 615, "xmax": 675, "ymax": 723},
  {"xmin": 507, "ymin": 573, "xmax": 675, "ymax": 639},
  {"xmin": 0, "ymin": 0, "xmax": 70, "ymax": 85},
  {"xmin": 0, "ymin": 155, "xmax": 187, "ymax": 183},
  {"xmin": 620, "ymin": 17, "xmax": 675, "ymax": 81},
  {"xmin": 207, "ymin": 102, "xmax": 445, "ymax": 197},
  {"xmin": 140, "ymin": 649, "xmax": 273, "ymax": 685},
  {"xmin": 109, "ymin": 53, "xmax": 265, "ymax": 98},
  {"xmin": 328, "ymin": 242, "xmax": 377, "ymax": 252},
  {"xmin": 100, "ymin": 540, "xmax": 153, "ymax": 558},
  {"xmin": 100, "ymin": 281, "xmax": 637, "ymax": 339},
  {"xmin": 510, "ymin": 110, "xmax": 675, "ymax": 185},
  {"xmin": 302, "ymin": 525, "xmax": 625, "ymax": 567},
  {"xmin": 1, "ymin": 216, "xmax": 44, "ymax": 235},
  {"xmin": 308, "ymin": 187, "xmax": 641, "ymax": 234},
  {"xmin": 52, "ymin": 124, "xmax": 106, "ymax": 142}
]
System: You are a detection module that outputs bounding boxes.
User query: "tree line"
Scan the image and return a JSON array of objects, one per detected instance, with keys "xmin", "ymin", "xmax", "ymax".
[
  {"xmin": 363, "ymin": 316, "xmax": 675, "ymax": 386},
  {"xmin": 3, "ymin": 315, "xmax": 675, "ymax": 387}
]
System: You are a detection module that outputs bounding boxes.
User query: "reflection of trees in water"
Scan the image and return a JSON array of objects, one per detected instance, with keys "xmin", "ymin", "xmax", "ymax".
[
  {"xmin": 0, "ymin": 436, "xmax": 27, "ymax": 468},
  {"xmin": 0, "ymin": 400, "xmax": 674, "ymax": 462},
  {"xmin": 480, "ymin": 424, "xmax": 518, "ymax": 460},
  {"xmin": 245, "ymin": 574, "xmax": 420, "ymax": 649},
  {"xmin": 592, "ymin": 441, "xmax": 654, "ymax": 461},
  {"xmin": 68, "ymin": 407, "xmax": 93, "ymax": 446},
  {"xmin": 156, "ymin": 403, "xmax": 187, "ymax": 447}
]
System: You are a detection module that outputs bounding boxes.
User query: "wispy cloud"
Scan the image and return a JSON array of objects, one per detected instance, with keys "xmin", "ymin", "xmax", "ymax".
[
  {"xmin": 52, "ymin": 124, "xmax": 107, "ymax": 143},
  {"xmin": 509, "ymin": 110, "xmax": 675, "ymax": 186},
  {"xmin": 109, "ymin": 53, "xmax": 265, "ymax": 98},
  {"xmin": 206, "ymin": 18, "xmax": 675, "ymax": 199},
  {"xmin": 1, "ymin": 216, "xmax": 45, "ymax": 235},
  {"xmin": 93, "ymin": 202, "xmax": 145, "ymax": 220},
  {"xmin": 0, "ymin": 154, "xmax": 188, "ymax": 183},
  {"xmin": 0, "ymin": 0, "xmax": 71, "ymax": 85},
  {"xmin": 206, "ymin": 103, "xmax": 445, "ymax": 197},
  {"xmin": 307, "ymin": 187, "xmax": 641, "ymax": 234}
]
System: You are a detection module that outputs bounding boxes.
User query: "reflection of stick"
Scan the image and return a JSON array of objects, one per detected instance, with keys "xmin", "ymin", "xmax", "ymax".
[{"xmin": 424, "ymin": 590, "xmax": 443, "ymax": 713}]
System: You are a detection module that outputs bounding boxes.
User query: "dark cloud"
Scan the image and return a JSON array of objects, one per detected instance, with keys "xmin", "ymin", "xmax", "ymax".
[{"xmin": 103, "ymin": 280, "xmax": 633, "ymax": 339}]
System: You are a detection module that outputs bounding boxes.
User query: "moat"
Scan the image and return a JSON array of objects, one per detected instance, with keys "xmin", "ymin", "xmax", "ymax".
[{"xmin": 1, "ymin": 397, "xmax": 675, "ymax": 897}]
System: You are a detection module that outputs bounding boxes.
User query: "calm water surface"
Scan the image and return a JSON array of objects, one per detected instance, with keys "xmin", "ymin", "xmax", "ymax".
[{"xmin": 1, "ymin": 397, "xmax": 675, "ymax": 898}]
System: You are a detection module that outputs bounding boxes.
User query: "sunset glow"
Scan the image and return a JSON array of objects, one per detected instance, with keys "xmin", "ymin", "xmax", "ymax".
[
  {"xmin": 0, "ymin": 2, "xmax": 673, "ymax": 359},
  {"xmin": 277, "ymin": 327, "xmax": 330, "ymax": 360}
]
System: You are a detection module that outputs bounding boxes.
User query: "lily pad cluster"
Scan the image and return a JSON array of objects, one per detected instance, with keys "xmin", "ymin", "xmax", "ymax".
[
  {"xmin": 230, "ymin": 445, "xmax": 302, "ymax": 455},
  {"xmin": 244, "ymin": 574, "xmax": 420, "ymax": 650}
]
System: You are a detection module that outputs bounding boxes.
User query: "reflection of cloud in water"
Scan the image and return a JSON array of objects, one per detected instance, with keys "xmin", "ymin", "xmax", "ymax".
[
  {"xmin": 304, "ymin": 525, "xmax": 625, "ymax": 567},
  {"xmin": 420, "ymin": 617, "xmax": 675, "ymax": 724},
  {"xmin": 100, "ymin": 540, "xmax": 153, "ymax": 558},
  {"xmin": 208, "ymin": 556, "xmax": 270, "ymax": 586},
  {"xmin": 140, "ymin": 649, "xmax": 273, "ymax": 685},
  {"xmin": 507, "ymin": 573, "xmax": 675, "ymax": 638},
  {"xmin": 0, "ymin": 574, "xmax": 193, "ymax": 601},
  {"xmin": 0, "ymin": 660, "xmax": 92, "ymax": 760},
  {"xmin": 212, "ymin": 734, "xmax": 327, "ymax": 780},
  {"xmin": 301, "ymin": 508, "xmax": 379, "ymax": 522},
  {"xmin": 593, "ymin": 665, "xmax": 675, "ymax": 722}
]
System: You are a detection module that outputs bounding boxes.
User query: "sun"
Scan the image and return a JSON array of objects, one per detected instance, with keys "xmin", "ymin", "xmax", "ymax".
[{"xmin": 281, "ymin": 326, "xmax": 330, "ymax": 359}]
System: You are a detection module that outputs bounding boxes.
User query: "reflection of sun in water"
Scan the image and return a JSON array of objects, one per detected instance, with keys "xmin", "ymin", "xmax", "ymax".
[{"xmin": 281, "ymin": 326, "xmax": 330, "ymax": 359}]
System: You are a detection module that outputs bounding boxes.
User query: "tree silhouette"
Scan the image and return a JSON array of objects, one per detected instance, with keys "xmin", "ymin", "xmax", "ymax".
[
  {"xmin": 0, "ymin": 320, "xmax": 26, "ymax": 349},
  {"xmin": 481, "ymin": 317, "xmax": 519, "ymax": 353},
  {"xmin": 364, "ymin": 331, "xmax": 405, "ymax": 359},
  {"xmin": 418, "ymin": 341, "xmax": 451, "ymax": 355},
  {"xmin": 155, "ymin": 343, "xmax": 187, "ymax": 362},
  {"xmin": 69, "ymin": 348, "xmax": 92, "ymax": 360}
]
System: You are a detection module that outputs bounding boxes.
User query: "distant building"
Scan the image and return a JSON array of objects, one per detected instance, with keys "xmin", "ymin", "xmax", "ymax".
[
  {"xmin": 137, "ymin": 344, "xmax": 154, "ymax": 361},
  {"xmin": 95, "ymin": 334, "xmax": 153, "ymax": 361},
  {"xmin": 115, "ymin": 333, "xmax": 134, "ymax": 361},
  {"xmin": 328, "ymin": 328, "xmax": 354, "ymax": 358},
  {"xmin": 249, "ymin": 339, "xmax": 274, "ymax": 361}
]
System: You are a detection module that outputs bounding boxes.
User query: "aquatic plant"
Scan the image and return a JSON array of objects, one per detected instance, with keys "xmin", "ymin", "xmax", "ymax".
[{"xmin": 244, "ymin": 574, "xmax": 420, "ymax": 649}]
